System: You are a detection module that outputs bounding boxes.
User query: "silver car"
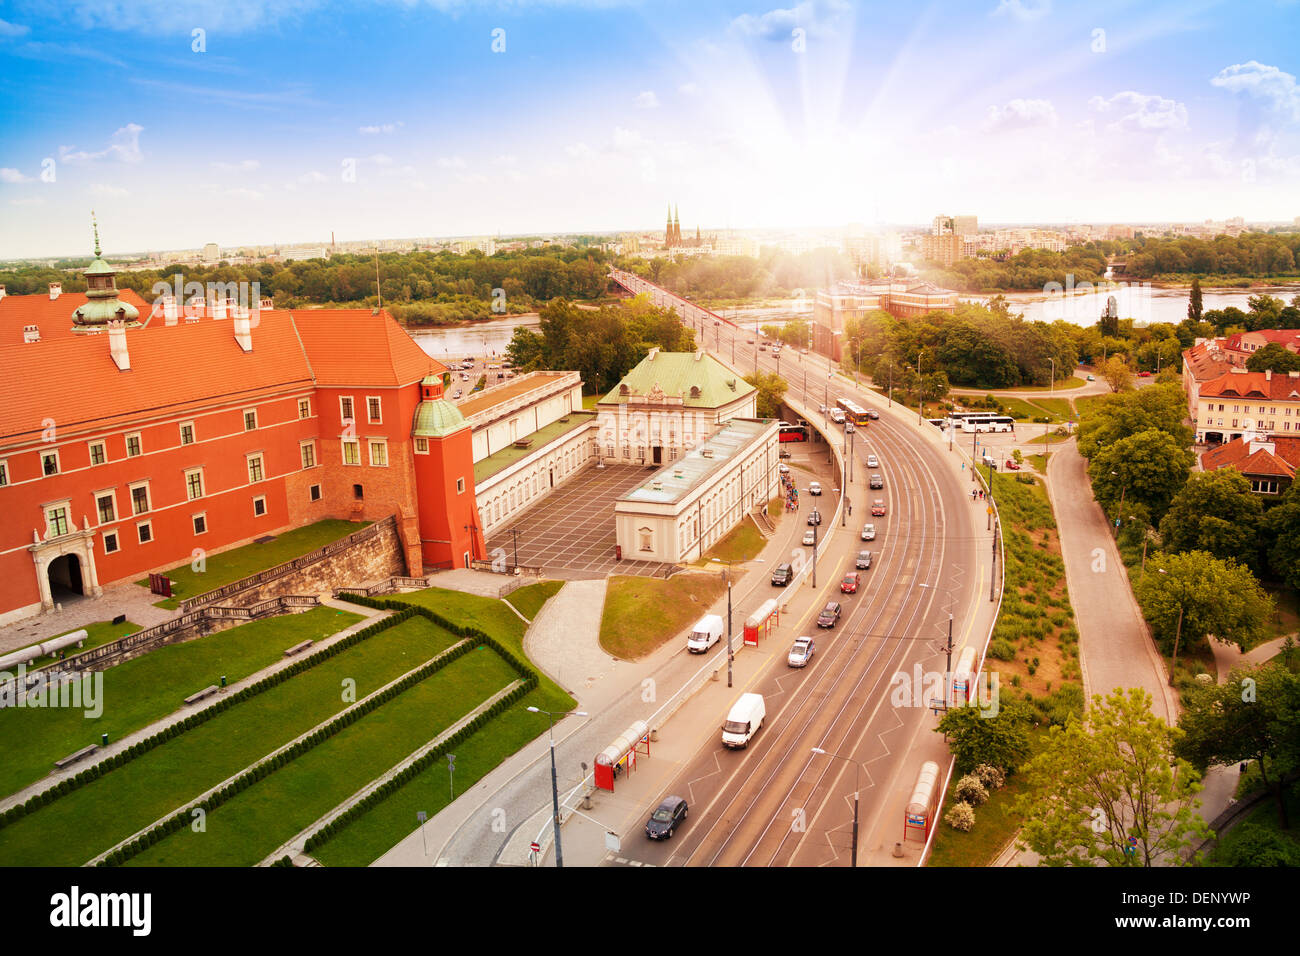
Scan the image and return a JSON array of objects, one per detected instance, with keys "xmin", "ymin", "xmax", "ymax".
[{"xmin": 861, "ymin": 524, "xmax": 876, "ymax": 540}]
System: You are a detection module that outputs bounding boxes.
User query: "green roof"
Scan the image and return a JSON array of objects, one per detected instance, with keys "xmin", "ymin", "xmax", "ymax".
[
  {"xmin": 600, "ymin": 351, "xmax": 754, "ymax": 409},
  {"xmin": 474, "ymin": 411, "xmax": 596, "ymax": 484},
  {"xmin": 412, "ymin": 399, "xmax": 468, "ymax": 438},
  {"xmin": 84, "ymin": 257, "xmax": 115, "ymax": 277},
  {"xmin": 72, "ymin": 298, "xmax": 140, "ymax": 326}
]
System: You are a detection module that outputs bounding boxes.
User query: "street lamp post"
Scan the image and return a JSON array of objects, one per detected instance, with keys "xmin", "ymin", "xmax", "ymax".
[
  {"xmin": 917, "ymin": 352, "xmax": 924, "ymax": 426},
  {"xmin": 1049, "ymin": 357, "xmax": 1055, "ymax": 399},
  {"xmin": 711, "ymin": 558, "xmax": 735, "ymax": 688},
  {"xmin": 810, "ymin": 748, "xmax": 866, "ymax": 867},
  {"xmin": 526, "ymin": 706, "xmax": 588, "ymax": 868}
]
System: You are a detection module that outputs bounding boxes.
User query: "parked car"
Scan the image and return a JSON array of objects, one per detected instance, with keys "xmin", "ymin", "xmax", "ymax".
[
  {"xmin": 1086, "ymin": 374, "xmax": 1096, "ymax": 381},
  {"xmin": 1138, "ymin": 370, "xmax": 1152, "ymax": 377},
  {"xmin": 721, "ymin": 693, "xmax": 765, "ymax": 749},
  {"xmin": 645, "ymin": 796, "xmax": 688, "ymax": 839},
  {"xmin": 809, "ymin": 481, "xmax": 822, "ymax": 496},
  {"xmin": 807, "ymin": 509, "xmax": 822, "ymax": 526},
  {"xmin": 771, "ymin": 563, "xmax": 793, "ymax": 586},
  {"xmin": 869, "ymin": 474, "xmax": 883, "ymax": 489},
  {"xmin": 816, "ymin": 602, "xmax": 842, "ymax": 628},
  {"xmin": 866, "ymin": 454, "xmax": 879, "ymax": 468},
  {"xmin": 871, "ymin": 500, "xmax": 886, "ymax": 516},
  {"xmin": 861, "ymin": 524, "xmax": 876, "ymax": 541},
  {"xmin": 856, "ymin": 550, "xmax": 873, "ymax": 570},
  {"xmin": 1005, "ymin": 459, "xmax": 1022, "ymax": 470},
  {"xmin": 787, "ymin": 636, "xmax": 815, "ymax": 668},
  {"xmin": 840, "ymin": 572, "xmax": 860, "ymax": 594},
  {"xmin": 802, "ymin": 529, "xmax": 816, "ymax": 546}
]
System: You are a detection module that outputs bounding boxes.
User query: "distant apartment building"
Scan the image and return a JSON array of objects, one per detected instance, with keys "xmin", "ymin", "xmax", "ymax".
[
  {"xmin": 1183, "ymin": 330, "xmax": 1300, "ymax": 418},
  {"xmin": 932, "ymin": 215, "xmax": 977, "ymax": 237},
  {"xmin": 714, "ymin": 234, "xmax": 759, "ymax": 258},
  {"xmin": 454, "ymin": 237, "xmax": 496, "ymax": 256},
  {"xmin": 920, "ymin": 232, "xmax": 964, "ymax": 268},
  {"xmin": 202, "ymin": 242, "xmax": 220, "ymax": 262},
  {"xmin": 811, "ymin": 278, "xmax": 958, "ymax": 360},
  {"xmin": 277, "ymin": 246, "xmax": 328, "ymax": 262}
]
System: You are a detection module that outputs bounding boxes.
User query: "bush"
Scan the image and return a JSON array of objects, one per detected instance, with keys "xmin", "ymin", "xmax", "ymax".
[
  {"xmin": 987, "ymin": 639, "xmax": 1016, "ymax": 661},
  {"xmin": 974, "ymin": 763, "xmax": 1006, "ymax": 791},
  {"xmin": 945, "ymin": 802, "xmax": 976, "ymax": 831},
  {"xmin": 954, "ymin": 774, "xmax": 989, "ymax": 806}
]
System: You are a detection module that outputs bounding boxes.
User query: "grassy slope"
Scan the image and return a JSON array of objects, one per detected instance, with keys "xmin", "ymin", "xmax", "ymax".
[
  {"xmin": 128, "ymin": 649, "xmax": 516, "ymax": 866},
  {"xmin": 0, "ymin": 606, "xmax": 361, "ymax": 799},
  {"xmin": 136, "ymin": 519, "xmax": 363, "ymax": 607},
  {"xmin": 0, "ymin": 616, "xmax": 453, "ymax": 867},
  {"xmin": 599, "ymin": 573, "xmax": 727, "ymax": 659},
  {"xmin": 506, "ymin": 580, "xmax": 564, "ymax": 621}
]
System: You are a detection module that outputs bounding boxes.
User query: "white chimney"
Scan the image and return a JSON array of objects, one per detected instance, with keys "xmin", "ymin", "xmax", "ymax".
[
  {"xmin": 211, "ymin": 295, "xmax": 227, "ymax": 319},
  {"xmin": 1265, "ymin": 369, "xmax": 1272, "ymax": 382},
  {"xmin": 23, "ymin": 324, "xmax": 40, "ymax": 343},
  {"xmin": 259, "ymin": 297, "xmax": 273, "ymax": 312},
  {"xmin": 647, "ymin": 347, "xmax": 660, "ymax": 362},
  {"xmin": 0, "ymin": 284, "xmax": 7, "ymax": 299},
  {"xmin": 48, "ymin": 282, "xmax": 62, "ymax": 300},
  {"xmin": 108, "ymin": 320, "xmax": 130, "ymax": 371},
  {"xmin": 233, "ymin": 313, "xmax": 252, "ymax": 352}
]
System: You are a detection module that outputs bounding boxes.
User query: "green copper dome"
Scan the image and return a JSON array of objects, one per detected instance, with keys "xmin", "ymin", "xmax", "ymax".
[
  {"xmin": 84, "ymin": 256, "xmax": 115, "ymax": 277},
  {"xmin": 71, "ymin": 213, "xmax": 142, "ymax": 332},
  {"xmin": 412, "ymin": 398, "xmax": 467, "ymax": 438}
]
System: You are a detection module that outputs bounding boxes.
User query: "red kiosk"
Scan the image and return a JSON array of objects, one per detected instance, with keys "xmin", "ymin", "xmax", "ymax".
[
  {"xmin": 742, "ymin": 599, "xmax": 780, "ymax": 646},
  {"xmin": 593, "ymin": 720, "xmax": 650, "ymax": 792}
]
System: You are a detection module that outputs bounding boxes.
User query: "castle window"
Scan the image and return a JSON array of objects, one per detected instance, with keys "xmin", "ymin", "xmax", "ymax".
[
  {"xmin": 125, "ymin": 433, "xmax": 142, "ymax": 457},
  {"xmin": 243, "ymin": 409, "xmax": 258, "ymax": 431},
  {"xmin": 88, "ymin": 440, "xmax": 107, "ymax": 465},
  {"xmin": 192, "ymin": 514, "xmax": 207, "ymax": 535},
  {"xmin": 179, "ymin": 422, "xmax": 195, "ymax": 446},
  {"xmin": 42, "ymin": 451, "xmax": 60, "ymax": 475},
  {"xmin": 253, "ymin": 495, "xmax": 267, "ymax": 517}
]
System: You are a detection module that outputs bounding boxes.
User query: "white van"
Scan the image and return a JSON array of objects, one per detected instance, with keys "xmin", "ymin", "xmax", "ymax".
[
  {"xmin": 721, "ymin": 693, "xmax": 766, "ymax": 749},
  {"xmin": 687, "ymin": 614, "xmax": 724, "ymax": 654}
]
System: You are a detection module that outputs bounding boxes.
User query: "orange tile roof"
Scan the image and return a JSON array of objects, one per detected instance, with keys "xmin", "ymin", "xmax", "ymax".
[
  {"xmin": 1201, "ymin": 436, "xmax": 1300, "ymax": 480},
  {"xmin": 290, "ymin": 309, "xmax": 441, "ymax": 387},
  {"xmin": 1198, "ymin": 369, "xmax": 1300, "ymax": 401},
  {"xmin": 0, "ymin": 300, "xmax": 446, "ymax": 446},
  {"xmin": 0, "ymin": 289, "xmax": 151, "ymax": 343}
]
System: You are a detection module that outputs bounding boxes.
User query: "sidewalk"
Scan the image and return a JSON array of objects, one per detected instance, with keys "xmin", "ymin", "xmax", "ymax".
[{"xmin": 0, "ymin": 579, "xmax": 177, "ymax": 655}]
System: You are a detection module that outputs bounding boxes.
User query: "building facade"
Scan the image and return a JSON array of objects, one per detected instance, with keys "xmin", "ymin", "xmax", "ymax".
[{"xmin": 1192, "ymin": 368, "xmax": 1300, "ymax": 444}]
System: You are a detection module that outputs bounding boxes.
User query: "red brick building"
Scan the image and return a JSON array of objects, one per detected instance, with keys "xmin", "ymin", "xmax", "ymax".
[{"xmin": 0, "ymin": 237, "xmax": 480, "ymax": 625}]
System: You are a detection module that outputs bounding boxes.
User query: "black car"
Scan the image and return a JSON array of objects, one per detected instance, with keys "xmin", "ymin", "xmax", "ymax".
[
  {"xmin": 816, "ymin": 601, "xmax": 842, "ymax": 628},
  {"xmin": 646, "ymin": 796, "xmax": 688, "ymax": 840},
  {"xmin": 771, "ymin": 563, "xmax": 793, "ymax": 586},
  {"xmin": 807, "ymin": 510, "xmax": 822, "ymax": 526}
]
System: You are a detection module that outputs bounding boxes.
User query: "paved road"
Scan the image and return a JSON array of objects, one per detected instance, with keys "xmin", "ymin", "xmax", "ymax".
[{"xmin": 1044, "ymin": 439, "xmax": 1178, "ymax": 724}]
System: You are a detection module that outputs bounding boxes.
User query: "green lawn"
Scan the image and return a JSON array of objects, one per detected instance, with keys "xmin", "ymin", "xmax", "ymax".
[
  {"xmin": 128, "ymin": 648, "xmax": 516, "ymax": 867},
  {"xmin": 0, "ymin": 615, "xmax": 454, "ymax": 867},
  {"xmin": 13, "ymin": 619, "xmax": 142, "ymax": 669},
  {"xmin": 0, "ymin": 605, "xmax": 361, "ymax": 800},
  {"xmin": 506, "ymin": 580, "xmax": 564, "ymax": 621},
  {"xmin": 136, "ymin": 519, "xmax": 365, "ymax": 608},
  {"xmin": 599, "ymin": 573, "xmax": 727, "ymax": 659},
  {"xmin": 701, "ymin": 520, "xmax": 766, "ymax": 565}
]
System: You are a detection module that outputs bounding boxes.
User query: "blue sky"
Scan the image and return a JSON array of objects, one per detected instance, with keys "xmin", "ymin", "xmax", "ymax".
[{"xmin": 1, "ymin": 0, "xmax": 1298, "ymax": 258}]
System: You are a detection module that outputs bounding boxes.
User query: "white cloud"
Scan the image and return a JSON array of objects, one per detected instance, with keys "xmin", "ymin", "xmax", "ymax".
[
  {"xmin": 436, "ymin": 156, "xmax": 467, "ymax": 169},
  {"xmin": 59, "ymin": 123, "xmax": 143, "ymax": 164},
  {"xmin": 54, "ymin": 0, "xmax": 321, "ymax": 35},
  {"xmin": 9, "ymin": 197, "xmax": 44, "ymax": 206},
  {"xmin": 88, "ymin": 183, "xmax": 128, "ymax": 197},
  {"xmin": 359, "ymin": 122, "xmax": 402, "ymax": 134},
  {"xmin": 1211, "ymin": 61, "xmax": 1300, "ymax": 123},
  {"xmin": 225, "ymin": 187, "xmax": 263, "ymax": 200},
  {"xmin": 491, "ymin": 154, "xmax": 518, "ymax": 166},
  {"xmin": 730, "ymin": 0, "xmax": 851, "ymax": 40},
  {"xmin": 212, "ymin": 158, "xmax": 260, "ymax": 171},
  {"xmin": 612, "ymin": 126, "xmax": 647, "ymax": 151},
  {"xmin": 368, "ymin": 153, "xmax": 394, "ymax": 166},
  {"xmin": 990, "ymin": 0, "xmax": 1051, "ymax": 21},
  {"xmin": 634, "ymin": 90, "xmax": 659, "ymax": 109},
  {"xmin": 0, "ymin": 167, "xmax": 32, "ymax": 183},
  {"xmin": 679, "ymin": 82, "xmax": 700, "ymax": 96},
  {"xmin": 1087, "ymin": 91, "xmax": 1188, "ymax": 131},
  {"xmin": 0, "ymin": 17, "xmax": 30, "ymax": 37},
  {"xmin": 982, "ymin": 98, "xmax": 1058, "ymax": 131},
  {"xmin": 297, "ymin": 170, "xmax": 328, "ymax": 184},
  {"xmin": 565, "ymin": 142, "xmax": 594, "ymax": 160}
]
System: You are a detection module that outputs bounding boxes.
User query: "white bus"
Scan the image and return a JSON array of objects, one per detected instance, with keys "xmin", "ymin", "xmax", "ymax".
[{"xmin": 959, "ymin": 414, "xmax": 1015, "ymax": 433}]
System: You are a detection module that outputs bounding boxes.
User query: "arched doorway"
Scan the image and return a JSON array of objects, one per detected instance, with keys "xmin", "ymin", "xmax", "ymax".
[{"xmin": 48, "ymin": 553, "xmax": 84, "ymax": 599}]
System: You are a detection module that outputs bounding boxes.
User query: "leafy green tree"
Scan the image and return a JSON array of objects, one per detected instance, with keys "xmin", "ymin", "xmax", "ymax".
[
  {"xmin": 1245, "ymin": 342, "xmax": 1300, "ymax": 374},
  {"xmin": 1077, "ymin": 382, "xmax": 1193, "ymax": 459},
  {"xmin": 1016, "ymin": 688, "xmax": 1210, "ymax": 867},
  {"xmin": 1263, "ymin": 483, "xmax": 1300, "ymax": 590},
  {"xmin": 1088, "ymin": 427, "xmax": 1193, "ymax": 522},
  {"xmin": 1133, "ymin": 550, "xmax": 1275, "ymax": 654},
  {"xmin": 1100, "ymin": 354, "xmax": 1134, "ymax": 393},
  {"xmin": 1158, "ymin": 469, "xmax": 1264, "ymax": 571},
  {"xmin": 937, "ymin": 322, "xmax": 1020, "ymax": 387},
  {"xmin": 935, "ymin": 697, "xmax": 1034, "ymax": 775},
  {"xmin": 742, "ymin": 370, "xmax": 787, "ymax": 419},
  {"xmin": 1175, "ymin": 663, "xmax": 1300, "ymax": 829}
]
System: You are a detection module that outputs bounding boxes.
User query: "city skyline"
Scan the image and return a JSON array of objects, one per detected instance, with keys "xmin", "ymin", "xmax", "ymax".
[{"xmin": 2, "ymin": 0, "xmax": 1299, "ymax": 258}]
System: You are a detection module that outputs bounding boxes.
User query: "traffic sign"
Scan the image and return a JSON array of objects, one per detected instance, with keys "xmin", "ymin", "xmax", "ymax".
[{"xmin": 529, "ymin": 841, "xmax": 541, "ymax": 854}]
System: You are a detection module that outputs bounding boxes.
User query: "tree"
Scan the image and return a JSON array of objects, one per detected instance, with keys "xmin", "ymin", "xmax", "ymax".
[
  {"xmin": 1245, "ymin": 342, "xmax": 1300, "ymax": 374},
  {"xmin": 1263, "ymin": 483, "xmax": 1300, "ymax": 590},
  {"xmin": 1133, "ymin": 550, "xmax": 1275, "ymax": 654},
  {"xmin": 742, "ymin": 370, "xmax": 786, "ymax": 419},
  {"xmin": 1100, "ymin": 354, "xmax": 1134, "ymax": 393},
  {"xmin": 1077, "ymin": 383, "xmax": 1193, "ymax": 459},
  {"xmin": 1088, "ymin": 427, "xmax": 1193, "ymax": 523},
  {"xmin": 1175, "ymin": 663, "xmax": 1300, "ymax": 830},
  {"xmin": 1187, "ymin": 276, "xmax": 1203, "ymax": 324},
  {"xmin": 1158, "ymin": 469, "xmax": 1264, "ymax": 571},
  {"xmin": 1016, "ymin": 688, "xmax": 1210, "ymax": 866},
  {"xmin": 935, "ymin": 698, "xmax": 1034, "ymax": 775},
  {"xmin": 937, "ymin": 322, "xmax": 1020, "ymax": 387}
]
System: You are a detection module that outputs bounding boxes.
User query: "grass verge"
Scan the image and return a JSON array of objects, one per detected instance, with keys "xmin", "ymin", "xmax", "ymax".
[
  {"xmin": 701, "ymin": 520, "xmax": 766, "ymax": 565},
  {"xmin": 506, "ymin": 580, "xmax": 564, "ymax": 621},
  {"xmin": 599, "ymin": 573, "xmax": 727, "ymax": 659}
]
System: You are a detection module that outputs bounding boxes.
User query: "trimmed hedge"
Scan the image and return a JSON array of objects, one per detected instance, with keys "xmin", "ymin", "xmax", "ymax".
[
  {"xmin": 1, "ymin": 607, "xmax": 417, "ymax": 832},
  {"xmin": 98, "ymin": 605, "xmax": 540, "ymax": 867}
]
